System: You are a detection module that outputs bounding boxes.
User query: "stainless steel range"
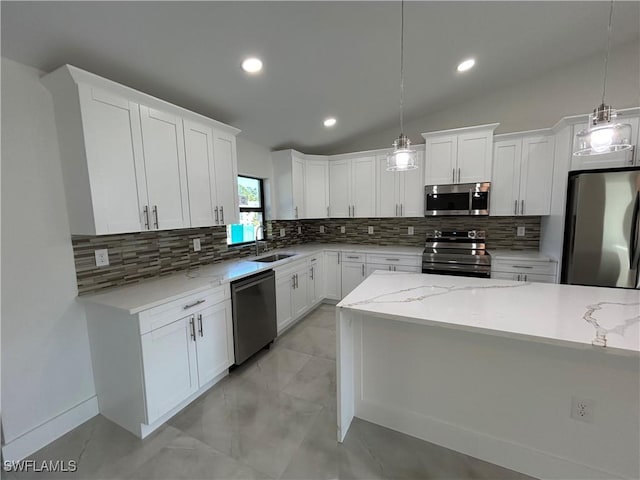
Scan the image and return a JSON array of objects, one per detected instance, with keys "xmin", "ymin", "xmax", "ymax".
[{"xmin": 422, "ymin": 230, "xmax": 491, "ymax": 278}]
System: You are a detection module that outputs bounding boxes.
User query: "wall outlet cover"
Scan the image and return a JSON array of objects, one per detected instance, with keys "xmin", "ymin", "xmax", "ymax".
[
  {"xmin": 297, "ymin": 226, "xmax": 302, "ymax": 234},
  {"xmin": 340, "ymin": 226, "xmax": 346, "ymax": 234},
  {"xmin": 408, "ymin": 226, "xmax": 414, "ymax": 235},
  {"xmin": 368, "ymin": 226, "xmax": 374, "ymax": 234},
  {"xmin": 517, "ymin": 226, "xmax": 526, "ymax": 237},
  {"xmin": 570, "ymin": 396, "xmax": 595, "ymax": 423},
  {"xmin": 94, "ymin": 249, "xmax": 109, "ymax": 267},
  {"xmin": 193, "ymin": 238, "xmax": 201, "ymax": 252},
  {"xmin": 280, "ymin": 228, "xmax": 286, "ymax": 237},
  {"xmin": 320, "ymin": 225, "xmax": 325, "ymax": 233}
]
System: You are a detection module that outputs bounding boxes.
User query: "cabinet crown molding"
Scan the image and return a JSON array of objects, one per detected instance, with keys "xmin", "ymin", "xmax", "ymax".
[
  {"xmin": 493, "ymin": 128, "xmax": 554, "ymax": 141},
  {"xmin": 421, "ymin": 122, "xmax": 500, "ymax": 139},
  {"xmin": 41, "ymin": 64, "xmax": 241, "ymax": 136}
]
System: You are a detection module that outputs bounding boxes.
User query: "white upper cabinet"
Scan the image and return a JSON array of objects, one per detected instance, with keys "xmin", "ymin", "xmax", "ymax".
[
  {"xmin": 42, "ymin": 65, "xmax": 240, "ymax": 235},
  {"xmin": 272, "ymin": 150, "xmax": 329, "ymax": 219},
  {"xmin": 570, "ymin": 115, "xmax": 639, "ymax": 171},
  {"xmin": 491, "ymin": 132, "xmax": 555, "ymax": 216},
  {"xmin": 211, "ymin": 129, "xmax": 240, "ymax": 225},
  {"xmin": 328, "ymin": 155, "xmax": 376, "ymax": 218},
  {"xmin": 376, "ymin": 150, "xmax": 424, "ymax": 217},
  {"xmin": 139, "ymin": 106, "xmax": 190, "ymax": 230},
  {"xmin": 423, "ymin": 124, "xmax": 499, "ymax": 185}
]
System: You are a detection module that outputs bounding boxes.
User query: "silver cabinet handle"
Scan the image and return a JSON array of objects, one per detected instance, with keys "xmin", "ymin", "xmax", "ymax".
[
  {"xmin": 310, "ymin": 266, "xmax": 314, "ymax": 280},
  {"xmin": 395, "ymin": 204, "xmax": 398, "ymax": 216},
  {"xmin": 184, "ymin": 299, "xmax": 205, "ymax": 310},
  {"xmin": 521, "ymin": 200, "xmax": 524, "ymax": 215},
  {"xmin": 189, "ymin": 316, "xmax": 196, "ymax": 341},
  {"xmin": 512, "ymin": 265, "xmax": 534, "ymax": 269},
  {"xmin": 361, "ymin": 264, "xmax": 365, "ymax": 276},
  {"xmin": 295, "ymin": 206, "xmax": 298, "ymax": 219},
  {"xmin": 153, "ymin": 205, "xmax": 159, "ymax": 228},
  {"xmin": 388, "ymin": 265, "xmax": 392, "ymax": 271},
  {"xmin": 458, "ymin": 168, "xmax": 461, "ymax": 183},
  {"xmin": 452, "ymin": 168, "xmax": 455, "ymax": 183},
  {"xmin": 214, "ymin": 206, "xmax": 219, "ymax": 224},
  {"xmin": 220, "ymin": 206, "xmax": 224, "ymax": 223},
  {"xmin": 393, "ymin": 265, "xmax": 397, "ymax": 271},
  {"xmin": 385, "ymin": 258, "xmax": 400, "ymax": 262},
  {"xmin": 400, "ymin": 204, "xmax": 403, "ymax": 216},
  {"xmin": 514, "ymin": 200, "xmax": 518, "ymax": 215},
  {"xmin": 143, "ymin": 205, "xmax": 150, "ymax": 229},
  {"xmin": 517, "ymin": 274, "xmax": 521, "ymax": 281},
  {"xmin": 198, "ymin": 313, "xmax": 203, "ymax": 337},
  {"xmin": 524, "ymin": 274, "xmax": 528, "ymax": 282},
  {"xmin": 337, "ymin": 252, "xmax": 341, "ymax": 264},
  {"xmin": 295, "ymin": 274, "xmax": 299, "ymax": 289},
  {"xmin": 292, "ymin": 275, "xmax": 296, "ymax": 289},
  {"xmin": 327, "ymin": 206, "xmax": 330, "ymax": 217},
  {"xmin": 346, "ymin": 256, "xmax": 360, "ymax": 259}
]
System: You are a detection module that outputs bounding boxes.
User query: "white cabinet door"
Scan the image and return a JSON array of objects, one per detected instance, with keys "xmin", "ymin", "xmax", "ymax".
[
  {"xmin": 292, "ymin": 269, "xmax": 309, "ymax": 318},
  {"xmin": 304, "ymin": 160, "xmax": 329, "ymax": 218},
  {"xmin": 141, "ymin": 317, "xmax": 198, "ymax": 424},
  {"xmin": 329, "ymin": 160, "xmax": 350, "ymax": 218},
  {"xmin": 212, "ymin": 129, "xmax": 239, "ymax": 225},
  {"xmin": 399, "ymin": 150, "xmax": 425, "ymax": 217},
  {"xmin": 292, "ymin": 156, "xmax": 305, "ymax": 219},
  {"xmin": 183, "ymin": 120, "xmax": 215, "ymax": 227},
  {"xmin": 520, "ymin": 136, "xmax": 555, "ymax": 216},
  {"xmin": 194, "ymin": 301, "xmax": 233, "ymax": 387},
  {"xmin": 571, "ymin": 118, "xmax": 638, "ymax": 170},
  {"xmin": 491, "ymin": 140, "xmax": 522, "ymax": 216},
  {"xmin": 425, "ymin": 135, "xmax": 457, "ymax": 185},
  {"xmin": 139, "ymin": 106, "xmax": 190, "ymax": 230},
  {"xmin": 276, "ymin": 275, "xmax": 294, "ymax": 333},
  {"xmin": 457, "ymin": 130, "xmax": 493, "ymax": 183},
  {"xmin": 341, "ymin": 262, "xmax": 366, "ymax": 298},
  {"xmin": 394, "ymin": 265, "xmax": 421, "ymax": 273},
  {"xmin": 376, "ymin": 155, "xmax": 399, "ymax": 217},
  {"xmin": 79, "ymin": 85, "xmax": 147, "ymax": 234},
  {"xmin": 324, "ymin": 252, "xmax": 342, "ymax": 300},
  {"xmin": 307, "ymin": 260, "xmax": 322, "ymax": 305},
  {"xmin": 350, "ymin": 156, "xmax": 376, "ymax": 217},
  {"xmin": 366, "ymin": 263, "xmax": 392, "ymax": 276}
]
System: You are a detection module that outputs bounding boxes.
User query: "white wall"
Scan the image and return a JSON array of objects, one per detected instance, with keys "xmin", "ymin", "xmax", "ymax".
[
  {"xmin": 1, "ymin": 58, "xmax": 97, "ymax": 459},
  {"xmin": 335, "ymin": 40, "xmax": 640, "ymax": 153},
  {"xmin": 236, "ymin": 135, "xmax": 276, "ymax": 219}
]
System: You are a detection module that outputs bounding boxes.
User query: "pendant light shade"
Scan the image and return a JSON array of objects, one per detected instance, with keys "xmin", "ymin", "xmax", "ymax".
[
  {"xmin": 573, "ymin": 0, "xmax": 633, "ymax": 156},
  {"xmin": 387, "ymin": 0, "xmax": 418, "ymax": 171},
  {"xmin": 574, "ymin": 104, "xmax": 633, "ymax": 155}
]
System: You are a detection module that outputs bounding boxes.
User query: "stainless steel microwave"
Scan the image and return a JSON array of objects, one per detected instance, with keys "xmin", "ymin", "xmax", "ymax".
[{"xmin": 424, "ymin": 183, "xmax": 491, "ymax": 216}]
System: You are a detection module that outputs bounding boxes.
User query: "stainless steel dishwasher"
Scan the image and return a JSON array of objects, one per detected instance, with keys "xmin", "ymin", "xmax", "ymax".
[{"xmin": 230, "ymin": 269, "xmax": 277, "ymax": 365}]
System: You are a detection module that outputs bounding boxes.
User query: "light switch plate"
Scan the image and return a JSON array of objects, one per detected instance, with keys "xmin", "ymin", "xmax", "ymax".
[
  {"xmin": 95, "ymin": 249, "xmax": 109, "ymax": 267},
  {"xmin": 368, "ymin": 226, "xmax": 374, "ymax": 234},
  {"xmin": 320, "ymin": 225, "xmax": 325, "ymax": 233},
  {"xmin": 280, "ymin": 228, "xmax": 286, "ymax": 237},
  {"xmin": 340, "ymin": 226, "xmax": 346, "ymax": 234},
  {"xmin": 517, "ymin": 226, "xmax": 526, "ymax": 237},
  {"xmin": 408, "ymin": 226, "xmax": 414, "ymax": 235},
  {"xmin": 193, "ymin": 238, "xmax": 201, "ymax": 252}
]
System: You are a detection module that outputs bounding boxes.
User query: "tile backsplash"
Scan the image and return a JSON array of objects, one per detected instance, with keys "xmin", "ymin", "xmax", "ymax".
[{"xmin": 72, "ymin": 216, "xmax": 540, "ymax": 295}]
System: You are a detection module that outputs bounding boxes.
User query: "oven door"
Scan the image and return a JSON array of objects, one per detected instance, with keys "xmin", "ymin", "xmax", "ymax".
[{"xmin": 425, "ymin": 183, "xmax": 490, "ymax": 216}]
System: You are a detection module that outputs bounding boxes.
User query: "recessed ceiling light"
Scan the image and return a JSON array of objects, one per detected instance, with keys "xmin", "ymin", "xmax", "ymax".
[
  {"xmin": 241, "ymin": 57, "xmax": 263, "ymax": 74},
  {"xmin": 457, "ymin": 58, "xmax": 475, "ymax": 73},
  {"xmin": 323, "ymin": 117, "xmax": 337, "ymax": 127}
]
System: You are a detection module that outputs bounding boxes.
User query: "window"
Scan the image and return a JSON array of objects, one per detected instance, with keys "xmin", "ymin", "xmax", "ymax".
[{"xmin": 227, "ymin": 176, "xmax": 265, "ymax": 245}]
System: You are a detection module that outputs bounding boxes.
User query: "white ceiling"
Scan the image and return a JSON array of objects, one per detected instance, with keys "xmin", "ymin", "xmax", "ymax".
[{"xmin": 2, "ymin": 1, "xmax": 639, "ymax": 154}]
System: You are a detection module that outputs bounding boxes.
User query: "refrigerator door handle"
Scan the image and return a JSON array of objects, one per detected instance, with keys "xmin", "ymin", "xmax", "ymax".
[{"xmin": 630, "ymin": 191, "xmax": 640, "ymax": 269}]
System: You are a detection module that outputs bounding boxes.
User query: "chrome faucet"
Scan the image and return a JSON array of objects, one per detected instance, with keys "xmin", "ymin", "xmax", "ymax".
[{"xmin": 255, "ymin": 224, "xmax": 266, "ymax": 256}]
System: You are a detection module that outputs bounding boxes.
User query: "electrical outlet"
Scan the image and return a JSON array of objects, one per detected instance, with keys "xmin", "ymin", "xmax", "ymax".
[
  {"xmin": 368, "ymin": 226, "xmax": 374, "ymax": 234},
  {"xmin": 193, "ymin": 238, "xmax": 201, "ymax": 252},
  {"xmin": 297, "ymin": 226, "xmax": 302, "ymax": 234},
  {"xmin": 280, "ymin": 228, "xmax": 286, "ymax": 237},
  {"xmin": 570, "ymin": 397, "xmax": 595, "ymax": 423},
  {"xmin": 320, "ymin": 225, "xmax": 325, "ymax": 234},
  {"xmin": 517, "ymin": 226, "xmax": 526, "ymax": 237},
  {"xmin": 94, "ymin": 249, "xmax": 109, "ymax": 267},
  {"xmin": 340, "ymin": 226, "xmax": 346, "ymax": 234},
  {"xmin": 408, "ymin": 226, "xmax": 414, "ymax": 235}
]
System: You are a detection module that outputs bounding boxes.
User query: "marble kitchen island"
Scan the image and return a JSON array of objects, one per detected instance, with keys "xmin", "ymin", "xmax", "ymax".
[{"xmin": 336, "ymin": 271, "xmax": 640, "ymax": 480}]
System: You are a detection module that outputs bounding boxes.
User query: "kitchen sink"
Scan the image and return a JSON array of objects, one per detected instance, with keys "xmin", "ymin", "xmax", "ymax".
[{"xmin": 254, "ymin": 254, "xmax": 296, "ymax": 263}]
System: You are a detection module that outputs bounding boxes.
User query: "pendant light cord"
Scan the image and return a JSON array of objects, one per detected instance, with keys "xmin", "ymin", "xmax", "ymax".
[
  {"xmin": 601, "ymin": 0, "xmax": 614, "ymax": 105},
  {"xmin": 399, "ymin": 0, "xmax": 405, "ymax": 135}
]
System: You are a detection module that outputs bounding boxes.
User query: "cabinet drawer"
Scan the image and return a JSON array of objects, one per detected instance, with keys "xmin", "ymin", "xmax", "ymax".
[
  {"xmin": 366, "ymin": 254, "xmax": 421, "ymax": 267},
  {"xmin": 139, "ymin": 286, "xmax": 229, "ymax": 335},
  {"xmin": 341, "ymin": 253, "xmax": 365, "ymax": 263},
  {"xmin": 492, "ymin": 259, "xmax": 557, "ymax": 276},
  {"xmin": 275, "ymin": 259, "xmax": 308, "ymax": 279}
]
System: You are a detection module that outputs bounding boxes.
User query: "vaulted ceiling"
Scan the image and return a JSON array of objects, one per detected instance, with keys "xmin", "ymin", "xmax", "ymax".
[{"xmin": 3, "ymin": 1, "xmax": 639, "ymax": 153}]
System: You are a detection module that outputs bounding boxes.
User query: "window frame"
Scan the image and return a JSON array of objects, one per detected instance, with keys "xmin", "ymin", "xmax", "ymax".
[{"xmin": 227, "ymin": 175, "xmax": 266, "ymax": 246}]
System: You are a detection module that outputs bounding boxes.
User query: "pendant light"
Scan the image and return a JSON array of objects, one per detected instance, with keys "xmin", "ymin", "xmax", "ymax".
[
  {"xmin": 574, "ymin": 0, "xmax": 632, "ymax": 156},
  {"xmin": 387, "ymin": 0, "xmax": 417, "ymax": 171}
]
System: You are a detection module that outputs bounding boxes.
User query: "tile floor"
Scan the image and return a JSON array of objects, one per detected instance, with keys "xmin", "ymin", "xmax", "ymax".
[{"xmin": 7, "ymin": 304, "xmax": 534, "ymax": 480}]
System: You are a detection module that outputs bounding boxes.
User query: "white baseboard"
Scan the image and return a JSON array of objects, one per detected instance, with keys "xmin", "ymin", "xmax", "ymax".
[
  {"xmin": 2, "ymin": 396, "xmax": 99, "ymax": 462},
  {"xmin": 357, "ymin": 400, "xmax": 626, "ymax": 480}
]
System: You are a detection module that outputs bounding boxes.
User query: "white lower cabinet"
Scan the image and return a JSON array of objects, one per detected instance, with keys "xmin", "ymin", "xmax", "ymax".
[
  {"xmin": 85, "ymin": 286, "xmax": 233, "ymax": 438},
  {"xmin": 307, "ymin": 256, "xmax": 323, "ymax": 305},
  {"xmin": 341, "ymin": 260, "xmax": 366, "ymax": 298},
  {"xmin": 324, "ymin": 251, "xmax": 342, "ymax": 301},
  {"xmin": 275, "ymin": 258, "xmax": 320, "ymax": 334},
  {"xmin": 276, "ymin": 275, "xmax": 294, "ymax": 333},
  {"xmin": 491, "ymin": 255, "xmax": 558, "ymax": 284}
]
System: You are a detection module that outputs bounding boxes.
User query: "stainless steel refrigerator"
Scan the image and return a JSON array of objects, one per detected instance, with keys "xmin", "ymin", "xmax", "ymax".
[{"xmin": 562, "ymin": 167, "xmax": 640, "ymax": 289}]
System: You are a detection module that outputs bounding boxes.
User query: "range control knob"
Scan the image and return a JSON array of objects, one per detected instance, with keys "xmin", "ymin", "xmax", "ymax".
[{"xmin": 468, "ymin": 230, "xmax": 476, "ymax": 239}]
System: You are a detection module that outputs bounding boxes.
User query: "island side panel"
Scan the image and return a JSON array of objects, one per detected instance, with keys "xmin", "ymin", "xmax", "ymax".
[
  {"xmin": 336, "ymin": 307, "xmax": 355, "ymax": 442},
  {"xmin": 351, "ymin": 313, "xmax": 639, "ymax": 480}
]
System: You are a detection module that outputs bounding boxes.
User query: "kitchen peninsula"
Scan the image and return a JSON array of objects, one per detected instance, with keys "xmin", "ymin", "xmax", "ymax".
[{"xmin": 336, "ymin": 271, "xmax": 640, "ymax": 480}]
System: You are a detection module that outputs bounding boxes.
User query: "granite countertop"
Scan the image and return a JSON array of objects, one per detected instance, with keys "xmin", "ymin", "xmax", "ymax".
[
  {"xmin": 338, "ymin": 271, "xmax": 640, "ymax": 356},
  {"xmin": 488, "ymin": 249, "xmax": 557, "ymax": 262},
  {"xmin": 80, "ymin": 243, "xmax": 424, "ymax": 314}
]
